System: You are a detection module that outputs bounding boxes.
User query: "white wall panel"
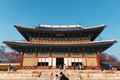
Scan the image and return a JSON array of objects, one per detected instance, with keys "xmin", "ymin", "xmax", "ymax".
[
  {"xmin": 71, "ymin": 58, "xmax": 74, "ymax": 62},
  {"xmin": 38, "ymin": 58, "xmax": 41, "ymax": 62},
  {"xmin": 42, "ymin": 58, "xmax": 45, "ymax": 62},
  {"xmin": 79, "ymin": 58, "xmax": 82, "ymax": 62},
  {"xmin": 48, "ymin": 58, "xmax": 52, "ymax": 66},
  {"xmin": 75, "ymin": 58, "xmax": 79, "ymax": 62},
  {"xmin": 46, "ymin": 58, "xmax": 49, "ymax": 62},
  {"xmin": 68, "ymin": 58, "xmax": 72, "ymax": 66},
  {"xmin": 64, "ymin": 58, "xmax": 67, "ymax": 66},
  {"xmin": 53, "ymin": 58, "xmax": 56, "ymax": 67}
]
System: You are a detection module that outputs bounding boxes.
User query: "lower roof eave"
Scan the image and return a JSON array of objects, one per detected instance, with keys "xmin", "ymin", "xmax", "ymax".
[{"xmin": 3, "ymin": 40, "xmax": 117, "ymax": 53}]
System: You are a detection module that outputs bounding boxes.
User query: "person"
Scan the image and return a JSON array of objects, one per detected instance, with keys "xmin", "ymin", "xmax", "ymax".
[
  {"xmin": 59, "ymin": 72, "xmax": 69, "ymax": 80},
  {"xmin": 59, "ymin": 65, "xmax": 63, "ymax": 69},
  {"xmin": 12, "ymin": 65, "xmax": 16, "ymax": 71},
  {"xmin": 109, "ymin": 64, "xmax": 112, "ymax": 70},
  {"xmin": 8, "ymin": 64, "xmax": 13, "ymax": 72},
  {"xmin": 54, "ymin": 74, "xmax": 60, "ymax": 80},
  {"xmin": 8, "ymin": 64, "xmax": 11, "ymax": 72},
  {"xmin": 79, "ymin": 63, "xmax": 83, "ymax": 70},
  {"xmin": 63, "ymin": 64, "xmax": 66, "ymax": 71}
]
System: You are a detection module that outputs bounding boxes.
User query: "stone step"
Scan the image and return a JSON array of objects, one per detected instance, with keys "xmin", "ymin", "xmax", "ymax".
[{"xmin": 0, "ymin": 70, "xmax": 120, "ymax": 80}]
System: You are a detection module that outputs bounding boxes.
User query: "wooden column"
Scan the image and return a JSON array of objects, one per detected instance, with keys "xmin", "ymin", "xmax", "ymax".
[
  {"xmin": 20, "ymin": 52, "xmax": 24, "ymax": 68},
  {"xmin": 49, "ymin": 50, "xmax": 52, "ymax": 68},
  {"xmin": 85, "ymin": 54, "xmax": 87, "ymax": 68},
  {"xmin": 96, "ymin": 52, "xmax": 101, "ymax": 69},
  {"xmin": 82, "ymin": 48, "xmax": 87, "ymax": 69}
]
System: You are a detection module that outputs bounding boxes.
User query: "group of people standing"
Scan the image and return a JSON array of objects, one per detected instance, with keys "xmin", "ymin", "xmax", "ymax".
[
  {"xmin": 8, "ymin": 64, "xmax": 16, "ymax": 72},
  {"xmin": 54, "ymin": 72, "xmax": 69, "ymax": 80}
]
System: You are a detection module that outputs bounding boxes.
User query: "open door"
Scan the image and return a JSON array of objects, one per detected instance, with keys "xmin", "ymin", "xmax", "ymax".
[{"xmin": 56, "ymin": 58, "xmax": 64, "ymax": 69}]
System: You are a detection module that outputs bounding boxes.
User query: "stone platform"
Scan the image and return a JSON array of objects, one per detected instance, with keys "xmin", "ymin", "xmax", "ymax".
[{"xmin": 0, "ymin": 69, "xmax": 120, "ymax": 80}]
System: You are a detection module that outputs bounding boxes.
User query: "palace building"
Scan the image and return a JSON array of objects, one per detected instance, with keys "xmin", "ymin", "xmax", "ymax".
[{"xmin": 4, "ymin": 24, "xmax": 116, "ymax": 69}]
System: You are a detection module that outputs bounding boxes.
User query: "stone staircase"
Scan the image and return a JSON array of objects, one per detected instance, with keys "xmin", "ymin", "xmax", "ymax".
[{"xmin": 0, "ymin": 69, "xmax": 120, "ymax": 80}]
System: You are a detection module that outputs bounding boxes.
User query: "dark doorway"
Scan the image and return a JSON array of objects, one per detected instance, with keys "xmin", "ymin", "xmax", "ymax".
[
  {"xmin": 37, "ymin": 62, "xmax": 48, "ymax": 66},
  {"xmin": 72, "ymin": 62, "xmax": 83, "ymax": 69},
  {"xmin": 56, "ymin": 58, "xmax": 64, "ymax": 69}
]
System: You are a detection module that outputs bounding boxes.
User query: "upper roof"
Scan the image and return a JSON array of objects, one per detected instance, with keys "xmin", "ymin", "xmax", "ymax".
[
  {"xmin": 35, "ymin": 24, "xmax": 84, "ymax": 30},
  {"xmin": 38, "ymin": 24, "xmax": 83, "ymax": 28},
  {"xmin": 14, "ymin": 24, "xmax": 106, "ymax": 41},
  {"xmin": 15, "ymin": 24, "xmax": 105, "ymax": 31}
]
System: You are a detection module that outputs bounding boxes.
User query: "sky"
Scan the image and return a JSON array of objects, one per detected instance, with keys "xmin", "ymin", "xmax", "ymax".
[{"xmin": 0, "ymin": 0, "xmax": 120, "ymax": 59}]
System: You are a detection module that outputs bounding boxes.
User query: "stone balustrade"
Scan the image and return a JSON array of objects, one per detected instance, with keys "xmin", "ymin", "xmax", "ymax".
[{"xmin": 0, "ymin": 69, "xmax": 120, "ymax": 80}]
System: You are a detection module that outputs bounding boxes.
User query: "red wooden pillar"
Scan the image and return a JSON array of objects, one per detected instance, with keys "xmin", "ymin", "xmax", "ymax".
[
  {"xmin": 82, "ymin": 48, "xmax": 87, "ymax": 69},
  {"xmin": 33, "ymin": 53, "xmax": 38, "ymax": 68},
  {"xmin": 84, "ymin": 53, "xmax": 87, "ymax": 68},
  {"xmin": 20, "ymin": 52, "xmax": 24, "ymax": 68},
  {"xmin": 96, "ymin": 52, "xmax": 101, "ymax": 69}
]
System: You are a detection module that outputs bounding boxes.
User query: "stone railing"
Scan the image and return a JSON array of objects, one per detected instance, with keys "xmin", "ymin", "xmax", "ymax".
[{"xmin": 0, "ymin": 69, "xmax": 120, "ymax": 80}]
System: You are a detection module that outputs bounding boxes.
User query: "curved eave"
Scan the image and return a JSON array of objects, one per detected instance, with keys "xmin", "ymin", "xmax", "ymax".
[
  {"xmin": 14, "ymin": 25, "xmax": 106, "ymax": 41},
  {"xmin": 84, "ymin": 25, "xmax": 106, "ymax": 41},
  {"xmin": 3, "ymin": 40, "xmax": 116, "ymax": 53}
]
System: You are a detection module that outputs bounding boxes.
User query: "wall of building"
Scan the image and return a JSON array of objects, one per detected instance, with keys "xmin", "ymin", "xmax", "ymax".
[
  {"xmin": 85, "ymin": 52, "xmax": 98, "ymax": 67},
  {"xmin": 30, "ymin": 37, "xmax": 90, "ymax": 44},
  {"xmin": 23, "ymin": 53, "xmax": 37, "ymax": 66},
  {"xmin": 37, "ymin": 57, "xmax": 97, "ymax": 67},
  {"xmin": 22, "ymin": 52, "xmax": 98, "ymax": 68},
  {"xmin": 23, "ymin": 57, "xmax": 37, "ymax": 66}
]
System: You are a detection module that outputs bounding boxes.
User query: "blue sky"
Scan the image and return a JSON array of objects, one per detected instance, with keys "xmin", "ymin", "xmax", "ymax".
[{"xmin": 0, "ymin": 0, "xmax": 120, "ymax": 59}]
